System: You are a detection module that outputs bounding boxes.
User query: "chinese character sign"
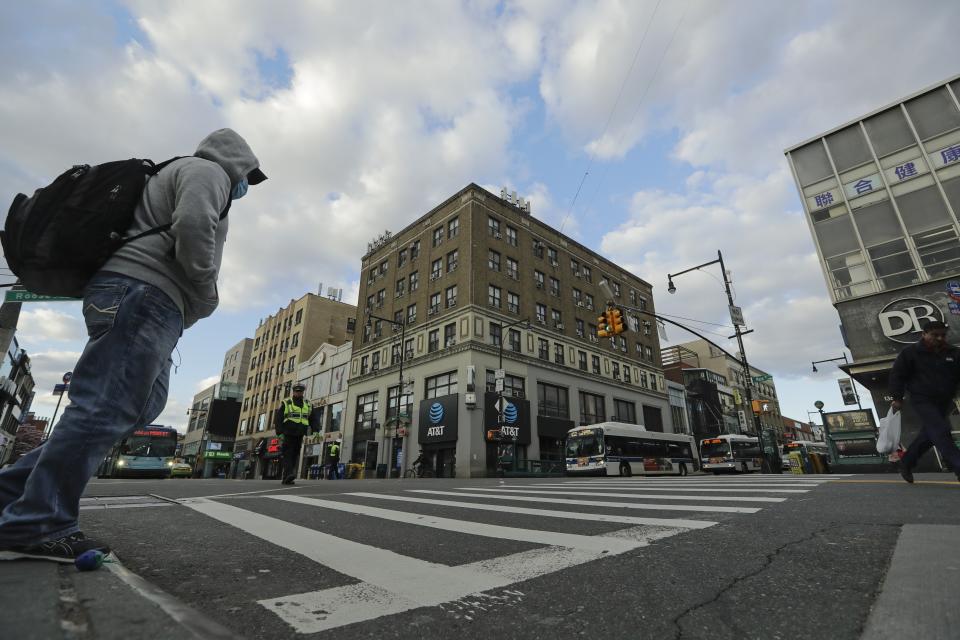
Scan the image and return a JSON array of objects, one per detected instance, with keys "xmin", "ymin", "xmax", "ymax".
[
  {"xmin": 815, "ymin": 191, "xmax": 834, "ymax": 208},
  {"xmin": 894, "ymin": 162, "xmax": 917, "ymax": 180},
  {"xmin": 853, "ymin": 179, "xmax": 873, "ymax": 195},
  {"xmin": 843, "ymin": 172, "xmax": 881, "ymax": 200},
  {"xmin": 941, "ymin": 145, "xmax": 960, "ymax": 165}
]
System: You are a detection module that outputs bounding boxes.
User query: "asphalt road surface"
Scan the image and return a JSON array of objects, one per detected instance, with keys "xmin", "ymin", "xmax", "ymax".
[{"xmin": 66, "ymin": 472, "xmax": 960, "ymax": 639}]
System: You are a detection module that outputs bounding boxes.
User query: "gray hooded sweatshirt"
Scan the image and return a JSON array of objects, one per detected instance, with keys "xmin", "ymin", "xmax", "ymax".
[{"xmin": 102, "ymin": 129, "xmax": 262, "ymax": 329}]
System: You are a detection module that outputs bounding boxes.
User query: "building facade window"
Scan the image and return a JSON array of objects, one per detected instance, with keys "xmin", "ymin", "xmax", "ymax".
[
  {"xmin": 425, "ymin": 371, "xmax": 457, "ymax": 398},
  {"xmin": 428, "ymin": 329, "xmax": 439, "ymax": 353},
  {"xmin": 509, "ymin": 328, "xmax": 522, "ymax": 352},
  {"xmin": 534, "ymin": 270, "xmax": 545, "ymax": 289},
  {"xmin": 578, "ymin": 350, "xmax": 588, "ymax": 371},
  {"xmin": 490, "ymin": 322, "xmax": 502, "ymax": 346},
  {"xmin": 431, "ymin": 258, "xmax": 442, "ymax": 280},
  {"xmin": 410, "ymin": 240, "xmax": 420, "ymax": 259},
  {"xmin": 537, "ymin": 382, "xmax": 569, "ymax": 418},
  {"xmin": 444, "ymin": 323, "xmax": 456, "ymax": 348},
  {"xmin": 614, "ymin": 399, "xmax": 637, "ymax": 424},
  {"xmin": 506, "ymin": 226, "xmax": 518, "ymax": 246},
  {"xmin": 488, "ymin": 216, "xmax": 501, "ymax": 237},
  {"xmin": 446, "ymin": 249, "xmax": 458, "ymax": 272},
  {"xmin": 355, "ymin": 392, "xmax": 379, "ymax": 432},
  {"xmin": 488, "ymin": 285, "xmax": 501, "ymax": 308},
  {"xmin": 432, "ymin": 226, "xmax": 443, "ymax": 247},
  {"xmin": 446, "ymin": 285, "xmax": 458, "ymax": 308},
  {"xmin": 507, "ymin": 291, "xmax": 520, "ymax": 314},
  {"xmin": 397, "ymin": 249, "xmax": 407, "ymax": 268},
  {"xmin": 554, "ymin": 343, "xmax": 565, "ymax": 365},
  {"xmin": 592, "ymin": 355, "xmax": 601, "ymax": 375},
  {"xmin": 582, "ymin": 266, "xmax": 592, "ymax": 283},
  {"xmin": 536, "ymin": 303, "xmax": 546, "ymax": 323},
  {"xmin": 538, "ymin": 338, "xmax": 549, "ymax": 360},
  {"xmin": 409, "ymin": 271, "xmax": 419, "ymax": 292},
  {"xmin": 396, "ymin": 278, "xmax": 405, "ymax": 297},
  {"xmin": 579, "ymin": 391, "xmax": 606, "ymax": 425},
  {"xmin": 486, "ymin": 370, "xmax": 525, "ymax": 396},
  {"xmin": 506, "ymin": 257, "xmax": 519, "ymax": 280},
  {"xmin": 448, "ymin": 216, "xmax": 460, "ymax": 239},
  {"xmin": 547, "ymin": 247, "xmax": 558, "ymax": 266},
  {"xmin": 407, "ymin": 303, "xmax": 417, "ymax": 324},
  {"xmin": 429, "ymin": 292, "xmax": 441, "ymax": 314},
  {"xmin": 488, "ymin": 250, "xmax": 501, "ymax": 272}
]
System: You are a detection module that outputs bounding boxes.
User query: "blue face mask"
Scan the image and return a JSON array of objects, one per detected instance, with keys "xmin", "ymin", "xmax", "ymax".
[{"xmin": 231, "ymin": 179, "xmax": 249, "ymax": 200}]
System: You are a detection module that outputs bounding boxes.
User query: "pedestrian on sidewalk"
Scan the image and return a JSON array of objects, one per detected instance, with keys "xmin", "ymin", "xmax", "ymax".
[
  {"xmin": 327, "ymin": 441, "xmax": 341, "ymax": 480},
  {"xmin": 276, "ymin": 383, "xmax": 311, "ymax": 485},
  {"xmin": 889, "ymin": 319, "xmax": 960, "ymax": 483},
  {"xmin": 0, "ymin": 129, "xmax": 265, "ymax": 562}
]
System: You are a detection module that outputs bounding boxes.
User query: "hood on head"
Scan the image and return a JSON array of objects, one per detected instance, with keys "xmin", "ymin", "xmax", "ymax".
[{"xmin": 194, "ymin": 128, "xmax": 265, "ymax": 185}]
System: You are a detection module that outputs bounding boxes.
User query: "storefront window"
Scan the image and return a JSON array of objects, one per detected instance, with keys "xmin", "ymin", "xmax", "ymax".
[{"xmin": 425, "ymin": 371, "xmax": 457, "ymax": 399}]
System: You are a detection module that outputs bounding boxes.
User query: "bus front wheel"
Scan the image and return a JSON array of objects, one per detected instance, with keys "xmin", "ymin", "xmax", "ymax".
[{"xmin": 619, "ymin": 463, "xmax": 632, "ymax": 477}]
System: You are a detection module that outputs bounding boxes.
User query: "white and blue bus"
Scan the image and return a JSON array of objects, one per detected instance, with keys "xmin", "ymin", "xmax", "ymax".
[
  {"xmin": 700, "ymin": 434, "xmax": 762, "ymax": 473},
  {"xmin": 96, "ymin": 425, "xmax": 178, "ymax": 479},
  {"xmin": 565, "ymin": 422, "xmax": 697, "ymax": 477}
]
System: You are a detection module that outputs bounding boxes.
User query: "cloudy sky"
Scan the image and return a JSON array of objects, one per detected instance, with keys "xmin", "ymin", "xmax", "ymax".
[{"xmin": 2, "ymin": 0, "xmax": 958, "ymax": 432}]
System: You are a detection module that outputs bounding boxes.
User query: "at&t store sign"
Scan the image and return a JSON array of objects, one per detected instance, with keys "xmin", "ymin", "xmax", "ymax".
[{"xmin": 418, "ymin": 395, "xmax": 459, "ymax": 444}]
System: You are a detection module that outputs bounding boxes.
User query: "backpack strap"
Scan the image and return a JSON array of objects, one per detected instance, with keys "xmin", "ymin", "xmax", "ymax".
[{"xmin": 120, "ymin": 157, "xmax": 232, "ymax": 245}]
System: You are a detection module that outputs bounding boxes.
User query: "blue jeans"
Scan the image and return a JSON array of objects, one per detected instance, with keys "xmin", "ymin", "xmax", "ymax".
[{"xmin": 0, "ymin": 273, "xmax": 182, "ymax": 546}]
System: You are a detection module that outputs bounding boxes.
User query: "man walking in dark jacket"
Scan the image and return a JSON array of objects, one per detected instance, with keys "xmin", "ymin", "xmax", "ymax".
[
  {"xmin": 889, "ymin": 319, "xmax": 960, "ymax": 483},
  {"xmin": 0, "ymin": 129, "xmax": 266, "ymax": 561}
]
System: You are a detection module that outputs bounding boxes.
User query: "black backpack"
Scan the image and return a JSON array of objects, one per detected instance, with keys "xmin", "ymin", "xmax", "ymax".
[{"xmin": 1, "ymin": 157, "xmax": 190, "ymax": 298}]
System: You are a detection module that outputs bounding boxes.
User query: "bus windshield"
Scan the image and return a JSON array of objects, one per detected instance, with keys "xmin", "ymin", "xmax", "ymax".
[
  {"xmin": 566, "ymin": 431, "xmax": 604, "ymax": 457},
  {"xmin": 121, "ymin": 434, "xmax": 176, "ymax": 458},
  {"xmin": 701, "ymin": 441, "xmax": 731, "ymax": 458}
]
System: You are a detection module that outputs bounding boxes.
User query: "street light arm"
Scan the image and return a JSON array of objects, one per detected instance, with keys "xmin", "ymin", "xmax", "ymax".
[{"xmin": 667, "ymin": 257, "xmax": 722, "ymax": 282}]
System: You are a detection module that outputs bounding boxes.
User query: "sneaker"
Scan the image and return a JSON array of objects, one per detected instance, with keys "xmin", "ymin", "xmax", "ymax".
[
  {"xmin": 900, "ymin": 466, "xmax": 914, "ymax": 484},
  {"xmin": 0, "ymin": 532, "xmax": 110, "ymax": 563}
]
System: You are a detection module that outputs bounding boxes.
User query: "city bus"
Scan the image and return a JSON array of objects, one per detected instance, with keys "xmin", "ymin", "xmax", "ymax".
[
  {"xmin": 96, "ymin": 425, "xmax": 178, "ymax": 479},
  {"xmin": 700, "ymin": 434, "xmax": 762, "ymax": 473},
  {"xmin": 565, "ymin": 422, "xmax": 698, "ymax": 477}
]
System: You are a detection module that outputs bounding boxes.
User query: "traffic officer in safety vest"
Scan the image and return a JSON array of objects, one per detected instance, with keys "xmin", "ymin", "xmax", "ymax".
[{"xmin": 275, "ymin": 383, "xmax": 311, "ymax": 485}]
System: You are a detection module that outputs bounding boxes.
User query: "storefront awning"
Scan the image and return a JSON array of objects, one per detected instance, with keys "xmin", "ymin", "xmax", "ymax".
[{"xmin": 840, "ymin": 357, "xmax": 894, "ymax": 389}]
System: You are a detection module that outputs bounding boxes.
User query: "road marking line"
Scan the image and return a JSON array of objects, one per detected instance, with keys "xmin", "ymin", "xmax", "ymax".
[
  {"xmin": 409, "ymin": 490, "xmax": 761, "ymax": 513},
  {"xmin": 558, "ymin": 481, "xmax": 825, "ymax": 487},
  {"xmin": 831, "ymin": 479, "xmax": 960, "ymax": 486},
  {"xmin": 181, "ymin": 497, "xmax": 679, "ymax": 633},
  {"xmin": 268, "ymin": 494, "xmax": 638, "ymax": 552},
  {"xmin": 529, "ymin": 484, "xmax": 809, "ymax": 493},
  {"xmin": 457, "ymin": 487, "xmax": 785, "ymax": 502},
  {"xmin": 190, "ymin": 486, "xmax": 306, "ymax": 499},
  {"xmin": 344, "ymin": 492, "xmax": 717, "ymax": 529}
]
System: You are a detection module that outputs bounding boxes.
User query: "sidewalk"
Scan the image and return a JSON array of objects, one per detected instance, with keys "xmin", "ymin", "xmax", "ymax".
[{"xmin": 0, "ymin": 554, "xmax": 236, "ymax": 640}]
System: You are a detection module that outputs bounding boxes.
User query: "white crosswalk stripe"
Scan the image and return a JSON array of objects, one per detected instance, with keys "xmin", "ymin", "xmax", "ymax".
[
  {"xmin": 456, "ymin": 487, "xmax": 787, "ymax": 502},
  {"xmin": 344, "ymin": 491, "xmax": 718, "ymax": 529},
  {"xmin": 177, "ymin": 474, "xmax": 830, "ymax": 634}
]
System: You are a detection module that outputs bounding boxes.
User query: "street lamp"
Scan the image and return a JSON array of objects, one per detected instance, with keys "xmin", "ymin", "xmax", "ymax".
[
  {"xmin": 366, "ymin": 310, "xmax": 407, "ymax": 478},
  {"xmin": 667, "ymin": 250, "xmax": 775, "ymax": 473},
  {"xmin": 811, "ymin": 354, "xmax": 862, "ymax": 409},
  {"xmin": 493, "ymin": 318, "xmax": 530, "ymax": 476}
]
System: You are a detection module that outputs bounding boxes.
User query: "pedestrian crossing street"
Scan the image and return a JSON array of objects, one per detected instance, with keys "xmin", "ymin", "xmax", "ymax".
[{"xmin": 179, "ymin": 473, "xmax": 851, "ymax": 634}]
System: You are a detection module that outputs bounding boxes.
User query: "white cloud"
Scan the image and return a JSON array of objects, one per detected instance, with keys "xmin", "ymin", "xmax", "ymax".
[
  {"xmin": 195, "ymin": 375, "xmax": 221, "ymax": 394},
  {"xmin": 17, "ymin": 307, "xmax": 85, "ymax": 343}
]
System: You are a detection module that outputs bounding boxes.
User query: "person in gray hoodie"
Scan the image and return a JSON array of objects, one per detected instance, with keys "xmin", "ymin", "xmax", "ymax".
[{"xmin": 0, "ymin": 129, "xmax": 265, "ymax": 563}]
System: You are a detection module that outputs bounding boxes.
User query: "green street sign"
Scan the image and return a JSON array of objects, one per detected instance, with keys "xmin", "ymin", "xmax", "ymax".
[
  {"xmin": 752, "ymin": 374, "xmax": 773, "ymax": 383},
  {"xmin": 5, "ymin": 290, "xmax": 80, "ymax": 302}
]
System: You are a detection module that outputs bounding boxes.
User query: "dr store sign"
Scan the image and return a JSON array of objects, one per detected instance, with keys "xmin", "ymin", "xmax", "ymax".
[{"xmin": 877, "ymin": 297, "xmax": 945, "ymax": 344}]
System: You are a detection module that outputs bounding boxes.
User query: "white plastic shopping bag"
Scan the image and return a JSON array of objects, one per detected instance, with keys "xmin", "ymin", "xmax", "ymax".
[{"xmin": 876, "ymin": 405, "xmax": 902, "ymax": 454}]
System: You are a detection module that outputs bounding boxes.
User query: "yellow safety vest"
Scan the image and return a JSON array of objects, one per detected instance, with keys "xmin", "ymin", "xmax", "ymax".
[
  {"xmin": 329, "ymin": 443, "xmax": 340, "ymax": 458},
  {"xmin": 282, "ymin": 398, "xmax": 311, "ymax": 426}
]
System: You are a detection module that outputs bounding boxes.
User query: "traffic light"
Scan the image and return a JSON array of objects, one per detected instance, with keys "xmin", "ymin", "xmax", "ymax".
[
  {"xmin": 597, "ymin": 313, "xmax": 611, "ymax": 338},
  {"xmin": 609, "ymin": 307, "xmax": 625, "ymax": 335}
]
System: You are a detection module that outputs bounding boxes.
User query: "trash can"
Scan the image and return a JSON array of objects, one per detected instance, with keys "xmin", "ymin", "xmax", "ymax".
[{"xmin": 376, "ymin": 463, "xmax": 387, "ymax": 479}]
